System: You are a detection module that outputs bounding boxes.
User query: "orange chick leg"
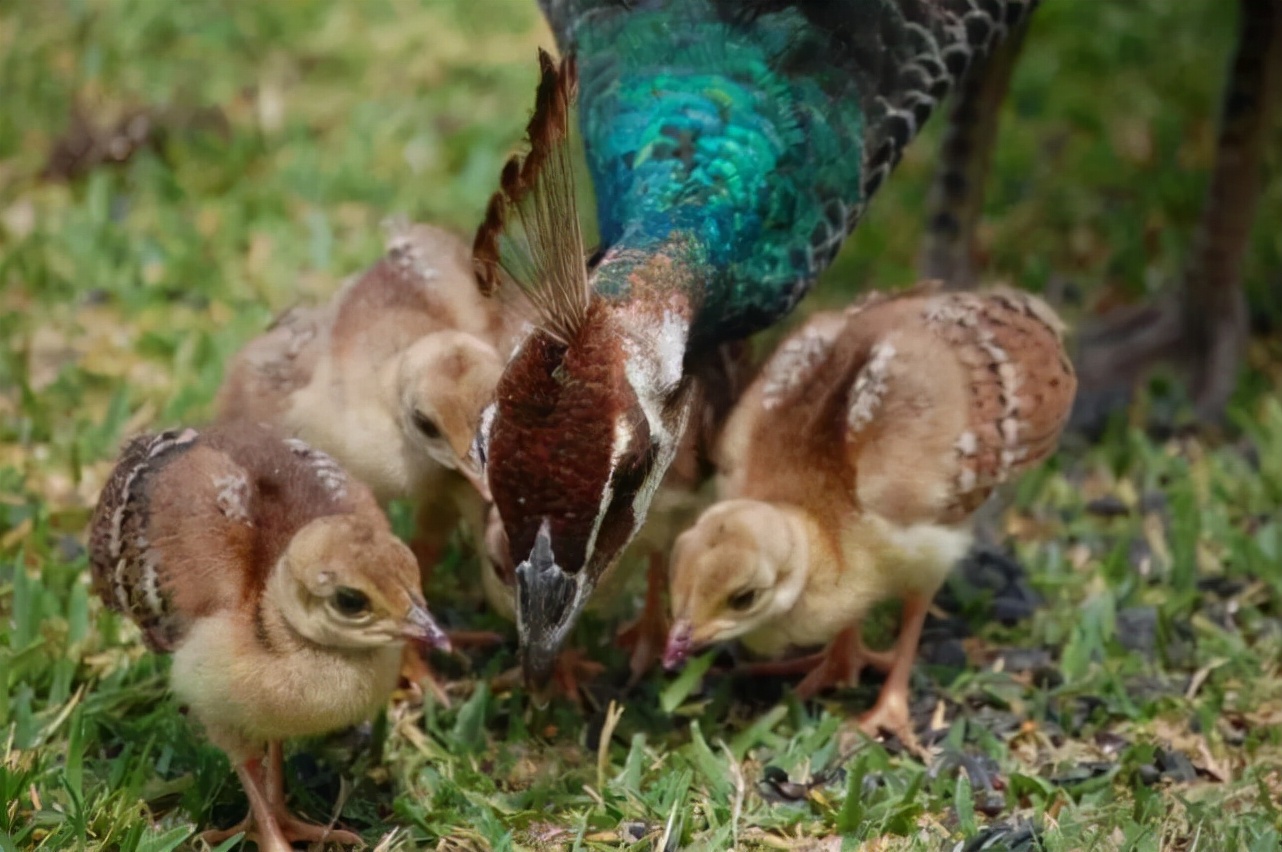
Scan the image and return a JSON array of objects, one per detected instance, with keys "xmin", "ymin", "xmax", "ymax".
[
  {"xmin": 614, "ymin": 551, "xmax": 670, "ymax": 685},
  {"xmin": 199, "ymin": 746, "xmax": 362, "ymax": 852},
  {"xmin": 734, "ymin": 625, "xmax": 896, "ymax": 697},
  {"xmin": 858, "ymin": 593, "xmax": 930, "ymax": 743},
  {"xmin": 398, "ymin": 643, "xmax": 451, "ymax": 708}
]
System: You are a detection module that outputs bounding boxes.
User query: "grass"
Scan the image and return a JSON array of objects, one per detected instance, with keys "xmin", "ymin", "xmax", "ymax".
[{"xmin": 2, "ymin": 0, "xmax": 1281, "ymax": 849}]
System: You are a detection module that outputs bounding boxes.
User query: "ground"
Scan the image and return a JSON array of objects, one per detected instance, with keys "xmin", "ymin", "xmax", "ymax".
[{"xmin": 2, "ymin": 1, "xmax": 1282, "ymax": 850}]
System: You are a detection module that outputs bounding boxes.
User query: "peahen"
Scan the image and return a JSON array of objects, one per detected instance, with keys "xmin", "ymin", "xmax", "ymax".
[{"xmin": 471, "ymin": 0, "xmax": 1039, "ymax": 688}]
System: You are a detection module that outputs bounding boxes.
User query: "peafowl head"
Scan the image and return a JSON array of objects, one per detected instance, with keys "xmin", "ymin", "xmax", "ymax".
[{"xmin": 473, "ymin": 50, "xmax": 695, "ymax": 689}]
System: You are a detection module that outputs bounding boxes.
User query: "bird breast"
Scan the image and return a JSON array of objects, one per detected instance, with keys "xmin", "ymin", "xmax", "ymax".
[{"xmin": 170, "ymin": 611, "xmax": 403, "ymax": 746}]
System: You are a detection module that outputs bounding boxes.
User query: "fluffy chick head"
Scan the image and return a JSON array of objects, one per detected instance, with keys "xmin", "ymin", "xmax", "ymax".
[
  {"xmin": 397, "ymin": 330, "xmax": 502, "ymax": 499},
  {"xmin": 663, "ymin": 499, "xmax": 808, "ymax": 668},
  {"xmin": 274, "ymin": 514, "xmax": 448, "ymax": 651}
]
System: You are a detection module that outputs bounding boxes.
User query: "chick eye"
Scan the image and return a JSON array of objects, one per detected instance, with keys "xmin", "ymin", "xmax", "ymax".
[
  {"xmin": 332, "ymin": 587, "xmax": 370, "ymax": 617},
  {"xmin": 412, "ymin": 410, "xmax": 442, "ymax": 440},
  {"xmin": 727, "ymin": 588, "xmax": 758, "ymax": 612}
]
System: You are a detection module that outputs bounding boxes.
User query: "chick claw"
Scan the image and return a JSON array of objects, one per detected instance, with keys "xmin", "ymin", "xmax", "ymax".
[{"xmin": 201, "ymin": 751, "xmax": 363, "ymax": 852}]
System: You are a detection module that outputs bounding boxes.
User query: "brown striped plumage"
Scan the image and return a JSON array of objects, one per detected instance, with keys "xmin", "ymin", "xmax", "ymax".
[
  {"xmin": 87, "ymin": 421, "xmax": 446, "ymax": 851},
  {"xmin": 666, "ymin": 284, "xmax": 1075, "ymax": 741}
]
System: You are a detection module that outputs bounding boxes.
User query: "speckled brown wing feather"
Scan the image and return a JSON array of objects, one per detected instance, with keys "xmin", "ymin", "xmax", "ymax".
[
  {"xmin": 88, "ymin": 427, "xmax": 206, "ymax": 651},
  {"xmin": 841, "ymin": 288, "xmax": 1076, "ymax": 525},
  {"xmin": 215, "ymin": 304, "xmax": 323, "ymax": 423},
  {"xmin": 88, "ymin": 423, "xmax": 380, "ymax": 653},
  {"xmin": 924, "ymin": 289, "xmax": 1076, "ymax": 508}
]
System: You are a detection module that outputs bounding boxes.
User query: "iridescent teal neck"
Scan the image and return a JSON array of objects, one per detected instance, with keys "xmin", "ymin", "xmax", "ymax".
[{"xmin": 573, "ymin": 4, "xmax": 866, "ymax": 341}]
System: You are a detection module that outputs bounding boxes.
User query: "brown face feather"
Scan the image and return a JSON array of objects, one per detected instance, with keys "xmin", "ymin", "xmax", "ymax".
[{"xmin": 487, "ymin": 306, "xmax": 633, "ymax": 575}]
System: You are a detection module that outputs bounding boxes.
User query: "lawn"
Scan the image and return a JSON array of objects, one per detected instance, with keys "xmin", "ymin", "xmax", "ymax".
[{"xmin": 2, "ymin": 1, "xmax": 1282, "ymax": 850}]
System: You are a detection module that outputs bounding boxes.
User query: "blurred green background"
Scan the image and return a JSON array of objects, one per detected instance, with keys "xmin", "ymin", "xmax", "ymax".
[{"xmin": 2, "ymin": 1, "xmax": 1281, "ymax": 849}]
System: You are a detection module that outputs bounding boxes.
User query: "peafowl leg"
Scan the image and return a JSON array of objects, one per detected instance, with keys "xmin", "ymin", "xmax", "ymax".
[
  {"xmin": 918, "ymin": 19, "xmax": 1029, "ymax": 290},
  {"xmin": 615, "ymin": 551, "xmax": 671, "ymax": 685},
  {"xmin": 1074, "ymin": 0, "xmax": 1280, "ymax": 428},
  {"xmin": 491, "ymin": 649, "xmax": 606, "ymax": 708}
]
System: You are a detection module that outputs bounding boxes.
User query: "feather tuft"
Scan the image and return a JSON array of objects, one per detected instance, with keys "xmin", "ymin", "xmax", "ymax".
[{"xmin": 473, "ymin": 48, "xmax": 588, "ymax": 343}]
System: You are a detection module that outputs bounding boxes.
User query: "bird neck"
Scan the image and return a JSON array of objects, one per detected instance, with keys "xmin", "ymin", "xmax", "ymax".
[
  {"xmin": 768, "ymin": 503, "xmax": 820, "ymax": 613},
  {"xmin": 591, "ymin": 233, "xmax": 704, "ymax": 306}
]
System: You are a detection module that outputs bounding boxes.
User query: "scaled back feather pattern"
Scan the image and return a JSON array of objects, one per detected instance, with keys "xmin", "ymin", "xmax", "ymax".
[{"xmin": 474, "ymin": 0, "xmax": 1040, "ymax": 687}]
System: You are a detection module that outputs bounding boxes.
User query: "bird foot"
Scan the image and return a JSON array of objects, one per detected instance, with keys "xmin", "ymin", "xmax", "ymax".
[
  {"xmin": 1071, "ymin": 295, "xmax": 1242, "ymax": 433},
  {"xmin": 491, "ymin": 648, "xmax": 606, "ymax": 707},
  {"xmin": 614, "ymin": 553, "xmax": 670, "ymax": 685},
  {"xmin": 856, "ymin": 686, "xmax": 929, "ymax": 760},
  {"xmin": 199, "ymin": 811, "xmax": 363, "ymax": 852},
  {"xmin": 735, "ymin": 627, "xmax": 895, "ymax": 700},
  {"xmin": 397, "ymin": 644, "xmax": 452, "ymax": 708},
  {"xmin": 1070, "ymin": 300, "xmax": 1181, "ymax": 432}
]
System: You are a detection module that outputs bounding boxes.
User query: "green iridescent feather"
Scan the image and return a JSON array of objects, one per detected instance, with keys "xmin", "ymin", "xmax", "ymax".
[{"xmin": 538, "ymin": 0, "xmax": 1039, "ymax": 344}]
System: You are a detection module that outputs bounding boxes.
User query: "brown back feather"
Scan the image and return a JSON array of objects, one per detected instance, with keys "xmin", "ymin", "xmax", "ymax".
[{"xmin": 473, "ymin": 49, "xmax": 589, "ymax": 344}]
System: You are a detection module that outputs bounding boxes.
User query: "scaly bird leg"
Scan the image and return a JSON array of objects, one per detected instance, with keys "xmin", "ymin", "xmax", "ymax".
[
  {"xmin": 857, "ymin": 594, "xmax": 931, "ymax": 749},
  {"xmin": 614, "ymin": 551, "xmax": 671, "ymax": 686},
  {"xmin": 1073, "ymin": 0, "xmax": 1280, "ymax": 429},
  {"xmin": 733, "ymin": 625, "xmax": 896, "ymax": 697},
  {"xmin": 918, "ymin": 18, "xmax": 1029, "ymax": 290},
  {"xmin": 262, "ymin": 741, "xmax": 365, "ymax": 847},
  {"xmin": 200, "ymin": 746, "xmax": 364, "ymax": 851}
]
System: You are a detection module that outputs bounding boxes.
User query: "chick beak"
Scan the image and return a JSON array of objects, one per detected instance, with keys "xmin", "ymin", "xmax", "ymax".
[
  {"xmin": 663, "ymin": 619, "xmax": 693, "ymax": 670},
  {"xmin": 458, "ymin": 457, "xmax": 492, "ymax": 503},
  {"xmin": 401, "ymin": 603, "xmax": 452, "ymax": 652}
]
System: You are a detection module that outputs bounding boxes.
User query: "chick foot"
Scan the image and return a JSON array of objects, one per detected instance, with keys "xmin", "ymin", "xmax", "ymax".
[
  {"xmin": 200, "ymin": 749, "xmax": 362, "ymax": 852},
  {"xmin": 614, "ymin": 552, "xmax": 670, "ymax": 686},
  {"xmin": 732, "ymin": 626, "xmax": 895, "ymax": 699},
  {"xmin": 855, "ymin": 595, "xmax": 931, "ymax": 759},
  {"xmin": 398, "ymin": 644, "xmax": 451, "ymax": 708}
]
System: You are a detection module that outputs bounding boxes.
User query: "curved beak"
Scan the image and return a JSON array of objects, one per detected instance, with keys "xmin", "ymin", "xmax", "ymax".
[
  {"xmin": 401, "ymin": 602, "xmax": 451, "ymax": 652},
  {"xmin": 515, "ymin": 519, "xmax": 593, "ymax": 689},
  {"xmin": 663, "ymin": 619, "xmax": 693, "ymax": 670}
]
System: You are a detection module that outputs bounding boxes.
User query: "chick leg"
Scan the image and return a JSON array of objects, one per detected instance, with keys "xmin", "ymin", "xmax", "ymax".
[
  {"xmin": 398, "ymin": 643, "xmax": 452, "ymax": 708},
  {"xmin": 734, "ymin": 626, "xmax": 896, "ymax": 695},
  {"xmin": 794, "ymin": 627, "xmax": 898, "ymax": 699},
  {"xmin": 858, "ymin": 594, "xmax": 930, "ymax": 742},
  {"xmin": 197, "ymin": 755, "xmax": 293, "ymax": 852},
  {"xmin": 261, "ymin": 741, "xmax": 364, "ymax": 846},
  {"xmin": 614, "ymin": 552, "xmax": 670, "ymax": 685}
]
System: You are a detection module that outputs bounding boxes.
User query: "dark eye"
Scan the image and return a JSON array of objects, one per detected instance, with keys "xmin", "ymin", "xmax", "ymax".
[
  {"xmin": 412, "ymin": 410, "xmax": 442, "ymax": 440},
  {"xmin": 333, "ymin": 587, "xmax": 370, "ymax": 617},
  {"xmin": 727, "ymin": 588, "xmax": 758, "ymax": 612}
]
